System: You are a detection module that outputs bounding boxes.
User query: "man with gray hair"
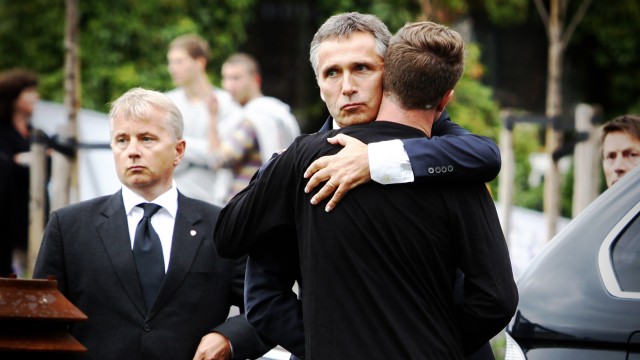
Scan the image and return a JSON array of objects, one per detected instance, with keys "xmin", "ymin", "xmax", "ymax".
[
  {"xmin": 216, "ymin": 12, "xmax": 500, "ymax": 360},
  {"xmin": 215, "ymin": 19, "xmax": 517, "ymax": 359},
  {"xmin": 34, "ymin": 88, "xmax": 269, "ymax": 360}
]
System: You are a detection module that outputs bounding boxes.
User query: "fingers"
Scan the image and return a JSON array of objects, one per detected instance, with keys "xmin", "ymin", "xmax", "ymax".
[
  {"xmin": 324, "ymin": 190, "xmax": 344, "ymax": 212},
  {"xmin": 326, "ymin": 133, "xmax": 355, "ymax": 146},
  {"xmin": 312, "ymin": 183, "xmax": 344, "ymax": 212},
  {"xmin": 310, "ymin": 179, "xmax": 338, "ymax": 207},
  {"xmin": 304, "ymin": 156, "xmax": 330, "ymax": 191}
]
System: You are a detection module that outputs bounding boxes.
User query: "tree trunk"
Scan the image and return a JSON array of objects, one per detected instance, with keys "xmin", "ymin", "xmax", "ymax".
[
  {"xmin": 27, "ymin": 131, "xmax": 48, "ymax": 276},
  {"xmin": 57, "ymin": 0, "xmax": 80, "ymax": 209},
  {"xmin": 572, "ymin": 104, "xmax": 600, "ymax": 216},
  {"xmin": 498, "ymin": 115, "xmax": 515, "ymax": 247},
  {"xmin": 543, "ymin": 0, "xmax": 565, "ymax": 241}
]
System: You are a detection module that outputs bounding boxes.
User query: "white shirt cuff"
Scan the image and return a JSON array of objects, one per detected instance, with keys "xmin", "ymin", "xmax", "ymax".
[{"xmin": 369, "ymin": 139, "xmax": 414, "ymax": 184}]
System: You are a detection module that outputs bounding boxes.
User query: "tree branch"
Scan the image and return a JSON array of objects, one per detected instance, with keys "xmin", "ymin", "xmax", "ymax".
[
  {"xmin": 533, "ymin": 0, "xmax": 550, "ymax": 39},
  {"xmin": 562, "ymin": 0, "xmax": 593, "ymax": 47}
]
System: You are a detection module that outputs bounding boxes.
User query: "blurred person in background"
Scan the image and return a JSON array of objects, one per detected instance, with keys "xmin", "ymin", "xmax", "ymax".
[
  {"xmin": 0, "ymin": 68, "xmax": 74, "ymax": 277},
  {"xmin": 0, "ymin": 69, "xmax": 39, "ymax": 276},
  {"xmin": 601, "ymin": 114, "xmax": 640, "ymax": 187},
  {"xmin": 0, "ymin": 69, "xmax": 41, "ymax": 277},
  {"xmin": 166, "ymin": 34, "xmax": 243, "ymax": 206},
  {"xmin": 209, "ymin": 52, "xmax": 300, "ymax": 201}
]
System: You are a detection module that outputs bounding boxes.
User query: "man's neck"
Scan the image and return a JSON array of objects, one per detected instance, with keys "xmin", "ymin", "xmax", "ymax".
[
  {"xmin": 375, "ymin": 96, "xmax": 436, "ymax": 137},
  {"xmin": 183, "ymin": 75, "xmax": 212, "ymax": 102},
  {"xmin": 240, "ymin": 90, "xmax": 263, "ymax": 107}
]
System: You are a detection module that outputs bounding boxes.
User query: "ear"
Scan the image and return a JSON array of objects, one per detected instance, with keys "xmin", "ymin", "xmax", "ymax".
[
  {"xmin": 319, "ymin": 89, "xmax": 326, "ymax": 102},
  {"xmin": 436, "ymin": 90, "xmax": 454, "ymax": 112},
  {"xmin": 196, "ymin": 56, "xmax": 207, "ymax": 71},
  {"xmin": 174, "ymin": 139, "xmax": 186, "ymax": 167},
  {"xmin": 255, "ymin": 73, "xmax": 262, "ymax": 88}
]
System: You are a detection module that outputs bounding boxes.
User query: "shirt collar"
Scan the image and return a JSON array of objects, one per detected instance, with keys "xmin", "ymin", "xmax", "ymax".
[{"xmin": 121, "ymin": 181, "xmax": 179, "ymax": 218}]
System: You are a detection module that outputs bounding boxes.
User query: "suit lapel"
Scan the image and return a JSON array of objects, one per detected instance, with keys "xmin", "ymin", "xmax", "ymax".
[
  {"xmin": 96, "ymin": 191, "xmax": 146, "ymax": 317},
  {"xmin": 148, "ymin": 193, "xmax": 204, "ymax": 317},
  {"xmin": 319, "ymin": 117, "xmax": 333, "ymax": 132}
]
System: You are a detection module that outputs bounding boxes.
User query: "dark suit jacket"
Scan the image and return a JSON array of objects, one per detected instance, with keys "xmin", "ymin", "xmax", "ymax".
[
  {"xmin": 239, "ymin": 111, "xmax": 498, "ymax": 359},
  {"xmin": 219, "ymin": 122, "xmax": 517, "ymax": 359},
  {"xmin": 34, "ymin": 190, "xmax": 268, "ymax": 360}
]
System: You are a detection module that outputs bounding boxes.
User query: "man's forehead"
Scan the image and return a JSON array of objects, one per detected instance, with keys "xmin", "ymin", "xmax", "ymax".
[
  {"xmin": 167, "ymin": 48, "xmax": 190, "ymax": 60},
  {"xmin": 317, "ymin": 33, "xmax": 382, "ymax": 67},
  {"xmin": 603, "ymin": 132, "xmax": 640, "ymax": 151}
]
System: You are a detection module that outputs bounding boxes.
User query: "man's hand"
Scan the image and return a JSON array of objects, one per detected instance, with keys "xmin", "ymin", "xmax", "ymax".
[
  {"xmin": 192, "ymin": 332, "xmax": 232, "ymax": 360},
  {"xmin": 304, "ymin": 134, "xmax": 370, "ymax": 212}
]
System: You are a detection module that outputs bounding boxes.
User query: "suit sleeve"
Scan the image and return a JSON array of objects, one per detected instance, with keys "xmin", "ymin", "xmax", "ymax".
[
  {"xmin": 33, "ymin": 211, "xmax": 68, "ymax": 294},
  {"xmin": 401, "ymin": 115, "xmax": 501, "ymax": 183},
  {"xmin": 212, "ymin": 254, "xmax": 274, "ymax": 359},
  {"xmin": 212, "ymin": 142, "xmax": 301, "ymax": 357},
  {"xmin": 214, "ymin": 143, "xmax": 298, "ymax": 258},
  {"xmin": 450, "ymin": 184, "xmax": 518, "ymax": 355},
  {"xmin": 245, "ymin": 234, "xmax": 304, "ymax": 358}
]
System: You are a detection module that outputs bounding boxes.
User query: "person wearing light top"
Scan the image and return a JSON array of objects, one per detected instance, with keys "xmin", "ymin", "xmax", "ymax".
[
  {"xmin": 166, "ymin": 34, "xmax": 243, "ymax": 206},
  {"xmin": 200, "ymin": 52, "xmax": 301, "ymax": 202}
]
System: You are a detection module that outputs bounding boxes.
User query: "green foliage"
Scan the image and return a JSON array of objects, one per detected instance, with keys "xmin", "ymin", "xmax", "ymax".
[
  {"xmin": 574, "ymin": 0, "xmax": 640, "ymax": 116},
  {"xmin": 0, "ymin": 0, "xmax": 256, "ymax": 112},
  {"xmin": 511, "ymin": 123, "xmax": 544, "ymax": 211},
  {"xmin": 447, "ymin": 43, "xmax": 501, "ymax": 140},
  {"xmin": 484, "ymin": 0, "xmax": 529, "ymax": 26}
]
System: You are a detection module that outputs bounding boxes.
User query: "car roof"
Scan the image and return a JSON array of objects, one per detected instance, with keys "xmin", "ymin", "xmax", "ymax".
[{"xmin": 509, "ymin": 166, "xmax": 640, "ymax": 344}]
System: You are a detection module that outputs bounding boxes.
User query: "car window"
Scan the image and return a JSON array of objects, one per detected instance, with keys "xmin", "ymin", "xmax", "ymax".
[{"xmin": 611, "ymin": 212, "xmax": 640, "ymax": 292}]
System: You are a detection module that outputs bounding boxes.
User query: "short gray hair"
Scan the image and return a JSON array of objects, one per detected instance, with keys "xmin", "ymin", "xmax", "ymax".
[
  {"xmin": 309, "ymin": 12, "xmax": 391, "ymax": 77},
  {"xmin": 108, "ymin": 87, "xmax": 184, "ymax": 140}
]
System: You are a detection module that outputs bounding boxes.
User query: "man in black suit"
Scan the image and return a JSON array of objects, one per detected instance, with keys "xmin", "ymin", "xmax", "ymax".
[
  {"xmin": 33, "ymin": 88, "xmax": 269, "ymax": 360},
  {"xmin": 215, "ymin": 21, "xmax": 518, "ymax": 359},
  {"xmin": 217, "ymin": 12, "xmax": 500, "ymax": 360}
]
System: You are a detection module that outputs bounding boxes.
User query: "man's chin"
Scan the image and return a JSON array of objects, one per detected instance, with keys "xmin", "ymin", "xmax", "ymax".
[{"xmin": 339, "ymin": 114, "xmax": 375, "ymax": 127}]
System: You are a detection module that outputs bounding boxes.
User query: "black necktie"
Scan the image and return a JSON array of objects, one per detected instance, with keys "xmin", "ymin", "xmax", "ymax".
[{"xmin": 133, "ymin": 203, "xmax": 165, "ymax": 311}]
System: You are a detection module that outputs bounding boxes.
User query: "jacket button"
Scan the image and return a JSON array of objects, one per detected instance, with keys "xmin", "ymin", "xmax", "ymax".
[
  {"xmin": 428, "ymin": 167, "xmax": 434, "ymax": 174},
  {"xmin": 143, "ymin": 324, "xmax": 151, "ymax": 332},
  {"xmin": 448, "ymin": 165, "xmax": 453, "ymax": 172}
]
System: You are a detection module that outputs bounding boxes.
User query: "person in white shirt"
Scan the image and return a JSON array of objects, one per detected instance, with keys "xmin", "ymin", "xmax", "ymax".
[
  {"xmin": 166, "ymin": 34, "xmax": 243, "ymax": 206},
  {"xmin": 198, "ymin": 53, "xmax": 302, "ymax": 201}
]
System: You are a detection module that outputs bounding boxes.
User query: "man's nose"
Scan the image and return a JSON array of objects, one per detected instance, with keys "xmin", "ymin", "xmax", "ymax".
[
  {"xmin": 127, "ymin": 140, "xmax": 142, "ymax": 157},
  {"xmin": 341, "ymin": 73, "xmax": 357, "ymax": 96},
  {"xmin": 613, "ymin": 156, "xmax": 628, "ymax": 173}
]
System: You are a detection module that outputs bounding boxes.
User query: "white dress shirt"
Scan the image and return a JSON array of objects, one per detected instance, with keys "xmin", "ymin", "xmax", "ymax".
[
  {"xmin": 330, "ymin": 119, "xmax": 414, "ymax": 185},
  {"xmin": 121, "ymin": 183, "xmax": 179, "ymax": 273}
]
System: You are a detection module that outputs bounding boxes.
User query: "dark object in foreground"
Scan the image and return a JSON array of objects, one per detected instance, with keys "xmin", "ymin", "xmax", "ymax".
[{"xmin": 0, "ymin": 276, "xmax": 87, "ymax": 357}]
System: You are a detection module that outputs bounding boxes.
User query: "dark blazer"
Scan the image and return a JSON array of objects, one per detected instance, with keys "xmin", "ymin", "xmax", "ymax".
[
  {"xmin": 221, "ymin": 121, "xmax": 516, "ymax": 359},
  {"xmin": 239, "ymin": 111, "xmax": 498, "ymax": 359},
  {"xmin": 34, "ymin": 190, "xmax": 268, "ymax": 360}
]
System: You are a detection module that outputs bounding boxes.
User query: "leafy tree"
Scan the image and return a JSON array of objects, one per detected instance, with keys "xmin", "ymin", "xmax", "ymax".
[{"xmin": 0, "ymin": 0, "xmax": 257, "ymax": 112}]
